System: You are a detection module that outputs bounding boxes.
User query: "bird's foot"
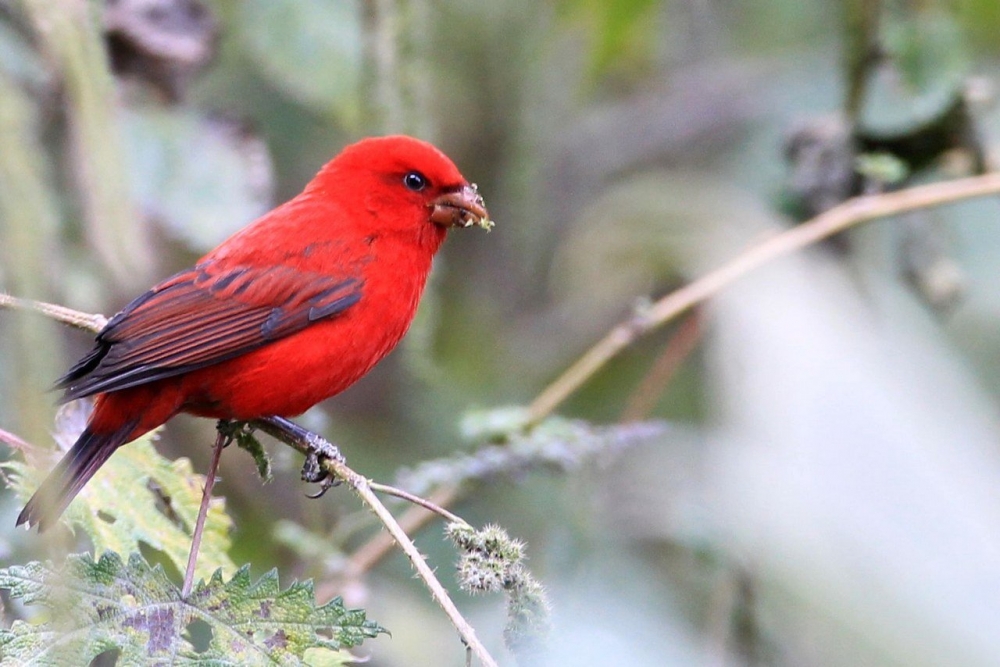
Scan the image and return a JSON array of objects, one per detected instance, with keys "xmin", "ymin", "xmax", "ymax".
[
  {"xmin": 301, "ymin": 433, "xmax": 345, "ymax": 499},
  {"xmin": 248, "ymin": 416, "xmax": 345, "ymax": 498}
]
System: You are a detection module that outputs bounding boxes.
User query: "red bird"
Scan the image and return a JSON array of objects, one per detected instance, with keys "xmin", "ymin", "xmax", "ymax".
[{"xmin": 18, "ymin": 135, "xmax": 492, "ymax": 531}]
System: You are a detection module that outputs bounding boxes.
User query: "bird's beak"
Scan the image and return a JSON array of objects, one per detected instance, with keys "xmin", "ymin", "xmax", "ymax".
[{"xmin": 430, "ymin": 184, "xmax": 494, "ymax": 231}]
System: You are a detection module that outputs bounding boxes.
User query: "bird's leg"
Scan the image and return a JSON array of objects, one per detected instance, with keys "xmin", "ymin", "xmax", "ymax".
[
  {"xmin": 183, "ymin": 423, "xmax": 231, "ymax": 598},
  {"xmin": 215, "ymin": 419, "xmax": 244, "ymax": 446},
  {"xmin": 252, "ymin": 416, "xmax": 345, "ymax": 498}
]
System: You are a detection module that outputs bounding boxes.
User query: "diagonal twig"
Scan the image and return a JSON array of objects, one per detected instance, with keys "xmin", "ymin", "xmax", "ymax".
[
  {"xmin": 368, "ymin": 481, "xmax": 466, "ymax": 524},
  {"xmin": 0, "ymin": 293, "xmax": 107, "ymax": 332},
  {"xmin": 620, "ymin": 308, "xmax": 703, "ymax": 422}
]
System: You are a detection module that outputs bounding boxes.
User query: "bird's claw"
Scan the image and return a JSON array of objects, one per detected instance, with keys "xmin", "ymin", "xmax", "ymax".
[
  {"xmin": 300, "ymin": 434, "xmax": 345, "ymax": 499},
  {"xmin": 304, "ymin": 477, "xmax": 336, "ymax": 499}
]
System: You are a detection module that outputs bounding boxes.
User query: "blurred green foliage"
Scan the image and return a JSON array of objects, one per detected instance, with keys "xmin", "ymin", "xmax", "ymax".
[{"xmin": 2, "ymin": 0, "xmax": 1000, "ymax": 665}]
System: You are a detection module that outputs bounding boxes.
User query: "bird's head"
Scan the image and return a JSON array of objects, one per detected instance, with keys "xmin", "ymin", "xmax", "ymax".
[{"xmin": 309, "ymin": 135, "xmax": 493, "ymax": 247}]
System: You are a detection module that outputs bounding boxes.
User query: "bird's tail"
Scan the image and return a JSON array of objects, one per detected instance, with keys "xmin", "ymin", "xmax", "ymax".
[{"xmin": 16, "ymin": 424, "xmax": 134, "ymax": 532}]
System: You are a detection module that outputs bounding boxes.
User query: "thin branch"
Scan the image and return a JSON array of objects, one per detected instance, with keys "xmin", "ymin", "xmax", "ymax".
[
  {"xmin": 369, "ymin": 481, "xmax": 466, "ymax": 525},
  {"xmin": 526, "ymin": 171, "xmax": 1000, "ymax": 425},
  {"xmin": 351, "ymin": 473, "xmax": 498, "ymax": 666},
  {"xmin": 251, "ymin": 418, "xmax": 498, "ymax": 667},
  {"xmin": 0, "ymin": 293, "xmax": 107, "ymax": 332}
]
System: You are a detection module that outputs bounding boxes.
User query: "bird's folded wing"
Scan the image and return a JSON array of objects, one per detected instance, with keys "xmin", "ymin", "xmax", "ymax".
[{"xmin": 56, "ymin": 262, "xmax": 363, "ymax": 402}]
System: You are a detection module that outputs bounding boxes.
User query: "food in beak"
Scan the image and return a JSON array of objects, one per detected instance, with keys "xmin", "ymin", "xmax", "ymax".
[{"xmin": 430, "ymin": 183, "xmax": 494, "ymax": 230}]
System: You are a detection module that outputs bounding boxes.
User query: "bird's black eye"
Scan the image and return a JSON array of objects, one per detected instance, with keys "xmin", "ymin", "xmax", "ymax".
[{"xmin": 403, "ymin": 171, "xmax": 428, "ymax": 192}]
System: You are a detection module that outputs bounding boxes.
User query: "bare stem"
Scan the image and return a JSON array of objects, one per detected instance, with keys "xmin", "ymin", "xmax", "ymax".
[
  {"xmin": 369, "ymin": 481, "xmax": 466, "ymax": 525},
  {"xmin": 527, "ymin": 171, "xmax": 1000, "ymax": 425},
  {"xmin": 182, "ymin": 429, "xmax": 227, "ymax": 598}
]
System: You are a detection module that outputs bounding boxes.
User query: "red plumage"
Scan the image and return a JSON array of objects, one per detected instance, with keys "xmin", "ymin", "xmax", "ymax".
[{"xmin": 18, "ymin": 135, "xmax": 491, "ymax": 531}]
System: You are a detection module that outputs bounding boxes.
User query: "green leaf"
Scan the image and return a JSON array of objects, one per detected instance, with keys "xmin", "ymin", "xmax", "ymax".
[
  {"xmin": 237, "ymin": 0, "xmax": 362, "ymax": 127},
  {"xmin": 123, "ymin": 107, "xmax": 274, "ymax": 253},
  {"xmin": 4, "ymin": 401, "xmax": 234, "ymax": 582},
  {"xmin": 186, "ymin": 566, "xmax": 384, "ymax": 658},
  {"xmin": 224, "ymin": 421, "xmax": 273, "ymax": 483},
  {"xmin": 858, "ymin": 7, "xmax": 969, "ymax": 138},
  {"xmin": 558, "ymin": 0, "xmax": 661, "ymax": 80},
  {"xmin": 0, "ymin": 552, "xmax": 385, "ymax": 665},
  {"xmin": 458, "ymin": 406, "xmax": 532, "ymax": 442}
]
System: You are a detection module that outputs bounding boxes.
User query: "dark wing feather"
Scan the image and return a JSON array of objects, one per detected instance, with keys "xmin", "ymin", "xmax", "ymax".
[{"xmin": 57, "ymin": 262, "xmax": 363, "ymax": 402}]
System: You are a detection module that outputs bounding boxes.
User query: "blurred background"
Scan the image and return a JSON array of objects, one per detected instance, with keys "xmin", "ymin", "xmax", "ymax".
[{"xmin": 3, "ymin": 0, "xmax": 1000, "ymax": 665}]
